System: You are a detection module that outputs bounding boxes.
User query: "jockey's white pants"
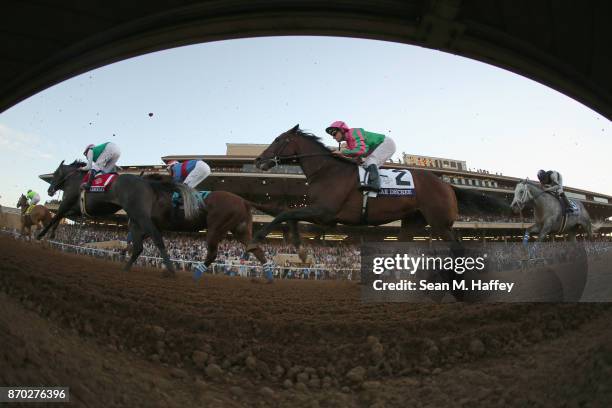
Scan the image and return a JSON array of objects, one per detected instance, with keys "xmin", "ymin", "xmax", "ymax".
[
  {"xmin": 363, "ymin": 136, "xmax": 397, "ymax": 168},
  {"xmin": 29, "ymin": 194, "xmax": 40, "ymax": 206},
  {"xmin": 183, "ymin": 160, "xmax": 211, "ymax": 189},
  {"xmin": 93, "ymin": 143, "xmax": 121, "ymax": 173}
]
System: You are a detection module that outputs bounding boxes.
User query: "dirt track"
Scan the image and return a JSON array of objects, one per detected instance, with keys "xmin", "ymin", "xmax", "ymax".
[{"xmin": 1, "ymin": 235, "xmax": 612, "ymax": 407}]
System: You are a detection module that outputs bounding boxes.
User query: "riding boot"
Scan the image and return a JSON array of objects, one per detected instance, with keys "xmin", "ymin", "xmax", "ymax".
[
  {"xmin": 81, "ymin": 170, "xmax": 96, "ymax": 190},
  {"xmin": 366, "ymin": 164, "xmax": 381, "ymax": 191},
  {"xmin": 560, "ymin": 192, "xmax": 573, "ymax": 212}
]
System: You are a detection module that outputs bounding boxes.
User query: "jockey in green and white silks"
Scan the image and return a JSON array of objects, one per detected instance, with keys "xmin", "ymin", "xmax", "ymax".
[
  {"xmin": 81, "ymin": 142, "xmax": 121, "ymax": 190},
  {"xmin": 325, "ymin": 120, "xmax": 397, "ymax": 191},
  {"xmin": 26, "ymin": 189, "xmax": 40, "ymax": 213},
  {"xmin": 537, "ymin": 169, "xmax": 574, "ymax": 212}
]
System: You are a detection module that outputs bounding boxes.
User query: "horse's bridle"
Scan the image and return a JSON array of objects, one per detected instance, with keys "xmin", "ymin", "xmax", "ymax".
[
  {"xmin": 50, "ymin": 167, "xmax": 80, "ymax": 193},
  {"xmin": 515, "ymin": 180, "xmax": 547, "ymax": 208},
  {"xmin": 260, "ymin": 135, "xmax": 332, "ymax": 167}
]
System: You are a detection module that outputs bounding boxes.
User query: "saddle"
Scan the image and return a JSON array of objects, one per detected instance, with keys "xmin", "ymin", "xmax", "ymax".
[{"xmin": 82, "ymin": 172, "xmax": 118, "ymax": 193}]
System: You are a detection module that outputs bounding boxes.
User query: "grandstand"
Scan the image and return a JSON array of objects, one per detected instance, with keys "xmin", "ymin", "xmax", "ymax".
[{"xmin": 38, "ymin": 143, "xmax": 612, "ymax": 242}]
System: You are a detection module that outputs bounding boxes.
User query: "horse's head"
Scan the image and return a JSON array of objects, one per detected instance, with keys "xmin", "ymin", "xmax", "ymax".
[
  {"xmin": 48, "ymin": 159, "xmax": 86, "ymax": 196},
  {"xmin": 255, "ymin": 124, "xmax": 330, "ymax": 171},
  {"xmin": 255, "ymin": 124, "xmax": 302, "ymax": 171},
  {"xmin": 510, "ymin": 179, "xmax": 536, "ymax": 213},
  {"xmin": 16, "ymin": 194, "xmax": 27, "ymax": 208}
]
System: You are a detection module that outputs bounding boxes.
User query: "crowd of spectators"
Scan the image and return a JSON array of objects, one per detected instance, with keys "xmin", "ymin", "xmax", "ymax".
[
  {"xmin": 4, "ymin": 222, "xmax": 611, "ymax": 281},
  {"xmin": 46, "ymin": 224, "xmax": 362, "ymax": 279}
]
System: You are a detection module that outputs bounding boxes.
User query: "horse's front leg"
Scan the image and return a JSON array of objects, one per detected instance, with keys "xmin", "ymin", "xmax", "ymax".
[
  {"xmin": 252, "ymin": 206, "xmax": 336, "ymax": 244},
  {"xmin": 523, "ymin": 223, "xmax": 540, "ymax": 244},
  {"xmin": 536, "ymin": 220, "xmax": 555, "ymax": 242},
  {"xmin": 37, "ymin": 212, "xmax": 64, "ymax": 240}
]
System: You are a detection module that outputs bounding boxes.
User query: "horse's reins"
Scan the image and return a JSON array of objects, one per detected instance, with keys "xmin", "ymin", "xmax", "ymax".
[
  {"xmin": 263, "ymin": 134, "xmax": 355, "ymax": 173},
  {"xmin": 259, "ymin": 135, "xmax": 337, "ymax": 182},
  {"xmin": 517, "ymin": 180, "xmax": 547, "ymax": 208},
  {"xmin": 51, "ymin": 168, "xmax": 81, "ymax": 191}
]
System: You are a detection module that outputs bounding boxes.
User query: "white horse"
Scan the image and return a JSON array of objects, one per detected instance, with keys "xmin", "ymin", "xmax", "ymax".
[{"xmin": 510, "ymin": 179, "xmax": 593, "ymax": 242}]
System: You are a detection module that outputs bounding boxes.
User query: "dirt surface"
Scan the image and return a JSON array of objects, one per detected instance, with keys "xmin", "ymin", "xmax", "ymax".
[{"xmin": 1, "ymin": 235, "xmax": 612, "ymax": 407}]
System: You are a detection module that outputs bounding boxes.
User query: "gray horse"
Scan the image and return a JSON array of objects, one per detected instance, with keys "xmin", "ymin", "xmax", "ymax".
[{"xmin": 510, "ymin": 179, "xmax": 593, "ymax": 242}]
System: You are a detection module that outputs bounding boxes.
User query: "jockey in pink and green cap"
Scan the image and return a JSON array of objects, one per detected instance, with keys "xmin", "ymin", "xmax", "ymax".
[{"xmin": 325, "ymin": 120, "xmax": 397, "ymax": 191}]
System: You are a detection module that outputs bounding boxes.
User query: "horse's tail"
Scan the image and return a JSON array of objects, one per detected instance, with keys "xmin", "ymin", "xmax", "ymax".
[
  {"xmin": 147, "ymin": 180, "xmax": 201, "ymax": 220},
  {"xmin": 592, "ymin": 219, "xmax": 603, "ymax": 233},
  {"xmin": 246, "ymin": 201, "xmax": 288, "ymax": 216},
  {"xmin": 174, "ymin": 183, "xmax": 201, "ymax": 220},
  {"xmin": 451, "ymin": 186, "xmax": 511, "ymax": 216}
]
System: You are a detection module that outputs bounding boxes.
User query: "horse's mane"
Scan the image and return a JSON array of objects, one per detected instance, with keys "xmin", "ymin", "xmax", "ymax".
[
  {"xmin": 519, "ymin": 179, "xmax": 543, "ymax": 189},
  {"xmin": 291, "ymin": 128, "xmax": 332, "ymax": 153},
  {"xmin": 68, "ymin": 159, "xmax": 87, "ymax": 168},
  {"xmin": 142, "ymin": 173, "xmax": 173, "ymax": 183},
  {"xmin": 290, "ymin": 127, "xmax": 356, "ymax": 164}
]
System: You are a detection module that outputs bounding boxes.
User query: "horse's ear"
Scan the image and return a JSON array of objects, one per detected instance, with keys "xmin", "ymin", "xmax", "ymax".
[
  {"xmin": 60, "ymin": 160, "xmax": 65, "ymax": 166},
  {"xmin": 291, "ymin": 124, "xmax": 299, "ymax": 131}
]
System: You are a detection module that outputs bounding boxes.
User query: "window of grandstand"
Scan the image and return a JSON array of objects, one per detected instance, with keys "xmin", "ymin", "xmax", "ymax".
[
  {"xmin": 566, "ymin": 192, "xmax": 587, "ymax": 200},
  {"xmin": 593, "ymin": 196, "xmax": 609, "ymax": 204},
  {"xmin": 242, "ymin": 164, "xmax": 303, "ymax": 174}
]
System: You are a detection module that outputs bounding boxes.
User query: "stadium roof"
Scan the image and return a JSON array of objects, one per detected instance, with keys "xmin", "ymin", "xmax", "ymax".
[{"xmin": 2, "ymin": 1, "xmax": 612, "ymax": 122}]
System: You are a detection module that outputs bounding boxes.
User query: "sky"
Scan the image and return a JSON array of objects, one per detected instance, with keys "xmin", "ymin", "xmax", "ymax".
[{"xmin": 0, "ymin": 36, "xmax": 610, "ymax": 207}]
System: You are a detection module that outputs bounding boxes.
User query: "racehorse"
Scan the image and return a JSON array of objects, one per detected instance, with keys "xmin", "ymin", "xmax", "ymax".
[
  {"xmin": 16, "ymin": 194, "xmax": 56, "ymax": 239},
  {"xmin": 251, "ymin": 125, "xmax": 509, "ymax": 249},
  {"xmin": 510, "ymin": 179, "xmax": 593, "ymax": 242},
  {"xmin": 37, "ymin": 160, "xmax": 277, "ymax": 279},
  {"xmin": 37, "ymin": 160, "xmax": 202, "ymax": 277},
  {"xmin": 141, "ymin": 173, "xmax": 278, "ymax": 279}
]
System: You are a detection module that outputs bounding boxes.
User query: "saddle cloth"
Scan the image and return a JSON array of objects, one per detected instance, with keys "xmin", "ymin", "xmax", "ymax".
[
  {"xmin": 82, "ymin": 173, "xmax": 118, "ymax": 193},
  {"xmin": 172, "ymin": 190, "xmax": 211, "ymax": 207},
  {"xmin": 358, "ymin": 167, "xmax": 416, "ymax": 197},
  {"xmin": 545, "ymin": 191, "xmax": 580, "ymax": 214}
]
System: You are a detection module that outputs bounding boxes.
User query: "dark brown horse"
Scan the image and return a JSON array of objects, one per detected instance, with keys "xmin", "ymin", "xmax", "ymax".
[
  {"xmin": 16, "ymin": 194, "xmax": 56, "ymax": 239},
  {"xmin": 252, "ymin": 125, "xmax": 509, "ymax": 247}
]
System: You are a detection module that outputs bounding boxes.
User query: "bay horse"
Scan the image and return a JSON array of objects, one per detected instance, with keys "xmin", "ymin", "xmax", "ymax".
[
  {"xmin": 252, "ymin": 125, "xmax": 509, "ymax": 248},
  {"xmin": 510, "ymin": 179, "xmax": 593, "ymax": 242},
  {"xmin": 16, "ymin": 194, "xmax": 56, "ymax": 239},
  {"xmin": 141, "ymin": 173, "xmax": 279, "ymax": 280}
]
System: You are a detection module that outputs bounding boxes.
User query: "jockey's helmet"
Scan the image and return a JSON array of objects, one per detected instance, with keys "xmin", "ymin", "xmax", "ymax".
[
  {"xmin": 537, "ymin": 169, "xmax": 546, "ymax": 181},
  {"xmin": 27, "ymin": 189, "xmax": 31, "ymax": 193},
  {"xmin": 83, "ymin": 144, "xmax": 95, "ymax": 155},
  {"xmin": 325, "ymin": 120, "xmax": 349, "ymax": 137},
  {"xmin": 166, "ymin": 160, "xmax": 179, "ymax": 172}
]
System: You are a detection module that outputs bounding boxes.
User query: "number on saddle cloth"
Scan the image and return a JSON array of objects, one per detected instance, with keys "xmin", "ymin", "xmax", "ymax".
[
  {"xmin": 357, "ymin": 167, "xmax": 415, "ymax": 197},
  {"xmin": 84, "ymin": 173, "xmax": 118, "ymax": 193}
]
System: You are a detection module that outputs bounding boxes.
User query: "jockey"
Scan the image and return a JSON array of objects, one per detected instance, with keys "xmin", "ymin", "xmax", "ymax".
[
  {"xmin": 26, "ymin": 189, "xmax": 40, "ymax": 213},
  {"xmin": 325, "ymin": 120, "xmax": 396, "ymax": 191},
  {"xmin": 537, "ymin": 169, "xmax": 574, "ymax": 212},
  {"xmin": 166, "ymin": 159, "xmax": 211, "ymax": 189},
  {"xmin": 81, "ymin": 142, "xmax": 121, "ymax": 190}
]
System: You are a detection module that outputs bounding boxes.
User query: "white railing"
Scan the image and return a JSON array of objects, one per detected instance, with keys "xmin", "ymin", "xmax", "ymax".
[{"xmin": 1, "ymin": 232, "xmax": 357, "ymax": 280}]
